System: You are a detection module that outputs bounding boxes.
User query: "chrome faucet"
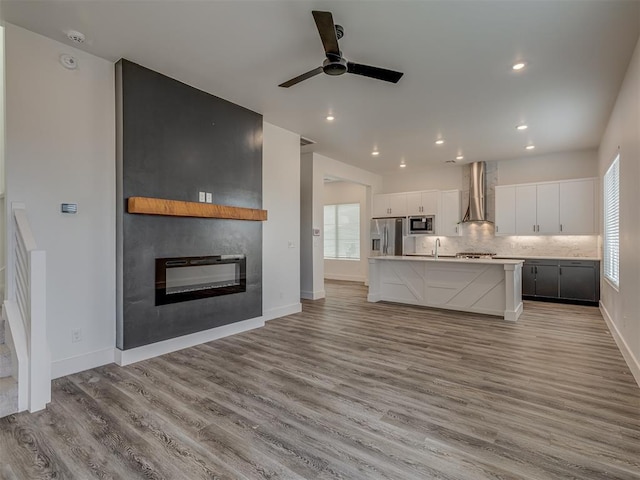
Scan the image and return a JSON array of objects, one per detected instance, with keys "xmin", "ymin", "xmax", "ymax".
[{"xmin": 434, "ymin": 238, "xmax": 441, "ymax": 259}]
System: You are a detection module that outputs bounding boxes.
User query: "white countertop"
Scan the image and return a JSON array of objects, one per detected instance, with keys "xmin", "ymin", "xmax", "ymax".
[
  {"xmin": 369, "ymin": 255, "xmax": 523, "ymax": 265},
  {"xmin": 405, "ymin": 253, "xmax": 600, "ymax": 261},
  {"xmin": 493, "ymin": 255, "xmax": 600, "ymax": 261}
]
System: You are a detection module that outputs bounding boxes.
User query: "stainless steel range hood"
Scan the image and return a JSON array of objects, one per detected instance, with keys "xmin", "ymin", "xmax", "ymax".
[{"xmin": 462, "ymin": 161, "xmax": 488, "ymax": 222}]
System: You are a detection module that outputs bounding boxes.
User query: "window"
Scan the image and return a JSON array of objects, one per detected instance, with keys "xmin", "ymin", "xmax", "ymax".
[
  {"xmin": 324, "ymin": 203, "xmax": 360, "ymax": 260},
  {"xmin": 603, "ymin": 155, "xmax": 620, "ymax": 287}
]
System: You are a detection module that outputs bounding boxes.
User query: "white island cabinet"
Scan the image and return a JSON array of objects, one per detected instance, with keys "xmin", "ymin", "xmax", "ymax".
[{"xmin": 368, "ymin": 256, "xmax": 524, "ymax": 321}]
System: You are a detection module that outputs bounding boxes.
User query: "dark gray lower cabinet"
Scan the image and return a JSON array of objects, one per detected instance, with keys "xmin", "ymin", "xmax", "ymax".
[
  {"xmin": 558, "ymin": 260, "xmax": 600, "ymax": 303},
  {"xmin": 522, "ymin": 261, "xmax": 558, "ymax": 297},
  {"xmin": 522, "ymin": 259, "xmax": 599, "ymax": 305}
]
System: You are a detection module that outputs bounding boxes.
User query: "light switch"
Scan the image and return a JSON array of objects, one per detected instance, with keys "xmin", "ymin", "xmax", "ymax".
[
  {"xmin": 206, "ymin": 192, "xmax": 213, "ymax": 203},
  {"xmin": 198, "ymin": 191, "xmax": 206, "ymax": 202}
]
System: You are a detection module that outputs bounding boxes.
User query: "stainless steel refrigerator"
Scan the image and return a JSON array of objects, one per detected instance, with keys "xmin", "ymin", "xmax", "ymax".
[{"xmin": 370, "ymin": 217, "xmax": 406, "ymax": 256}]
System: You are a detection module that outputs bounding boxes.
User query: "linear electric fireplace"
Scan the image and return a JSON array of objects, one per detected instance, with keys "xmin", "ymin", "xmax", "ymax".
[{"xmin": 155, "ymin": 255, "xmax": 246, "ymax": 306}]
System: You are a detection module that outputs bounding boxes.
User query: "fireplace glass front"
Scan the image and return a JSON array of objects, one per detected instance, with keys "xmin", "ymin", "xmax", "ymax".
[{"xmin": 155, "ymin": 255, "xmax": 246, "ymax": 305}]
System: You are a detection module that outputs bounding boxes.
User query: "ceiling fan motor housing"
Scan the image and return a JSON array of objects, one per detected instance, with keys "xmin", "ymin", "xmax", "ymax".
[{"xmin": 323, "ymin": 56, "xmax": 348, "ymax": 76}]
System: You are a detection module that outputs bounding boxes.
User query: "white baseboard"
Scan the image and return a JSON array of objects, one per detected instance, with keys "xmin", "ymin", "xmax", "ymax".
[
  {"xmin": 300, "ymin": 290, "xmax": 325, "ymax": 300},
  {"xmin": 324, "ymin": 274, "xmax": 366, "ymax": 283},
  {"xmin": 262, "ymin": 303, "xmax": 302, "ymax": 321},
  {"xmin": 51, "ymin": 347, "xmax": 115, "ymax": 379},
  {"xmin": 600, "ymin": 301, "xmax": 640, "ymax": 388},
  {"xmin": 115, "ymin": 317, "xmax": 264, "ymax": 366}
]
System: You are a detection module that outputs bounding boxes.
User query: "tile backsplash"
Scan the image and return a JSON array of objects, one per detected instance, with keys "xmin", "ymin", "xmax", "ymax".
[{"xmin": 411, "ymin": 222, "xmax": 599, "ymax": 258}]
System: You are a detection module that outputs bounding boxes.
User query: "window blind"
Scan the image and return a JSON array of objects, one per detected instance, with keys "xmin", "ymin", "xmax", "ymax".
[
  {"xmin": 323, "ymin": 203, "xmax": 360, "ymax": 260},
  {"xmin": 603, "ymin": 155, "xmax": 619, "ymax": 287}
]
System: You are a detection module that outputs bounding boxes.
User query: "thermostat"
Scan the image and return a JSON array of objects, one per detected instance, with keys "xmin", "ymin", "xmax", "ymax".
[{"xmin": 61, "ymin": 203, "xmax": 78, "ymax": 214}]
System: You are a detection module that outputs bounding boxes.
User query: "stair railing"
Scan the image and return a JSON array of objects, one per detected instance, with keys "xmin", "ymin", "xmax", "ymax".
[{"xmin": 3, "ymin": 203, "xmax": 49, "ymax": 412}]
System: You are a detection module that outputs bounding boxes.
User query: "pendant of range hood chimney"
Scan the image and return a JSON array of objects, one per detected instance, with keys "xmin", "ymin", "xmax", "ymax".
[{"xmin": 462, "ymin": 161, "xmax": 491, "ymax": 223}]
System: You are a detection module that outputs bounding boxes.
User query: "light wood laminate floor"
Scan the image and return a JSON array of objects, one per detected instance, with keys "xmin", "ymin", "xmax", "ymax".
[{"xmin": 1, "ymin": 280, "xmax": 639, "ymax": 479}]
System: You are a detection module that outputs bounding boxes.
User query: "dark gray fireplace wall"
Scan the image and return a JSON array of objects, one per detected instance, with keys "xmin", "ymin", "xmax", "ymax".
[{"xmin": 116, "ymin": 59, "xmax": 263, "ymax": 350}]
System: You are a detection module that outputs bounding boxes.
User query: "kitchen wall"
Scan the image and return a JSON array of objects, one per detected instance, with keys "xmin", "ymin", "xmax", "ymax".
[
  {"xmin": 4, "ymin": 24, "xmax": 303, "ymax": 376},
  {"xmin": 412, "ymin": 226, "xmax": 599, "ymax": 258},
  {"xmin": 497, "ymin": 149, "xmax": 598, "ymax": 185},
  {"xmin": 380, "ymin": 163, "xmax": 464, "ymax": 194},
  {"xmin": 323, "ymin": 181, "xmax": 368, "ymax": 283},
  {"xmin": 598, "ymin": 35, "xmax": 640, "ymax": 386},
  {"xmin": 384, "ymin": 148, "xmax": 600, "ymax": 258}
]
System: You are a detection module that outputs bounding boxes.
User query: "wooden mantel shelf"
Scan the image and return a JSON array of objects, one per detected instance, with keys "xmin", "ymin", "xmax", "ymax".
[{"xmin": 127, "ymin": 197, "xmax": 268, "ymax": 221}]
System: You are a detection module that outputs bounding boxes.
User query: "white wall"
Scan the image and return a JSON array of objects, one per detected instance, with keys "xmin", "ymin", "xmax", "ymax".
[
  {"xmin": 381, "ymin": 164, "xmax": 464, "ymax": 194},
  {"xmin": 497, "ymin": 149, "xmax": 598, "ymax": 185},
  {"xmin": 262, "ymin": 122, "xmax": 301, "ymax": 320},
  {"xmin": 300, "ymin": 153, "xmax": 381, "ymax": 298},
  {"xmin": 5, "ymin": 24, "xmax": 116, "ymax": 376},
  {"xmin": 598, "ymin": 36, "xmax": 640, "ymax": 386},
  {"xmin": 323, "ymin": 181, "xmax": 368, "ymax": 283}
]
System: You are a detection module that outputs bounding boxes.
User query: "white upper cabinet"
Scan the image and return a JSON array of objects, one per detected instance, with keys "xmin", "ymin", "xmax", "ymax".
[
  {"xmin": 535, "ymin": 183, "xmax": 560, "ymax": 234},
  {"xmin": 439, "ymin": 190, "xmax": 461, "ymax": 236},
  {"xmin": 406, "ymin": 191, "xmax": 439, "ymax": 216},
  {"xmin": 515, "ymin": 185, "xmax": 538, "ymax": 234},
  {"xmin": 373, "ymin": 193, "xmax": 407, "ymax": 217},
  {"xmin": 559, "ymin": 179, "xmax": 596, "ymax": 234},
  {"xmin": 496, "ymin": 178, "xmax": 596, "ymax": 236},
  {"xmin": 494, "ymin": 186, "xmax": 516, "ymax": 235}
]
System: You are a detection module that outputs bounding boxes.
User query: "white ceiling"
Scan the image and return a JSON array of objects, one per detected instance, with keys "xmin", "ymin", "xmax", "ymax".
[{"xmin": 1, "ymin": 1, "xmax": 639, "ymax": 174}]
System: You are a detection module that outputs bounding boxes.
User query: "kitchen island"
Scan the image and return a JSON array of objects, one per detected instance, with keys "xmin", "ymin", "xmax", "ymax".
[{"xmin": 368, "ymin": 256, "xmax": 524, "ymax": 321}]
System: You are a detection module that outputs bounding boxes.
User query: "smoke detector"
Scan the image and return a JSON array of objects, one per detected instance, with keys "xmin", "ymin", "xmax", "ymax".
[
  {"xmin": 59, "ymin": 54, "xmax": 78, "ymax": 70},
  {"xmin": 66, "ymin": 30, "xmax": 85, "ymax": 44}
]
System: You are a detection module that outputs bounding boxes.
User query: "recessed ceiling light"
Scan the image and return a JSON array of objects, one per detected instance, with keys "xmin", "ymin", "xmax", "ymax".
[
  {"xmin": 435, "ymin": 139, "xmax": 444, "ymax": 145},
  {"xmin": 525, "ymin": 144, "xmax": 535, "ymax": 150},
  {"xmin": 400, "ymin": 163, "xmax": 406, "ymax": 168},
  {"xmin": 456, "ymin": 155, "xmax": 464, "ymax": 161},
  {"xmin": 326, "ymin": 115, "xmax": 335, "ymax": 121},
  {"xmin": 516, "ymin": 124, "xmax": 528, "ymax": 130},
  {"xmin": 371, "ymin": 150, "xmax": 380, "ymax": 156},
  {"xmin": 512, "ymin": 62, "xmax": 526, "ymax": 71}
]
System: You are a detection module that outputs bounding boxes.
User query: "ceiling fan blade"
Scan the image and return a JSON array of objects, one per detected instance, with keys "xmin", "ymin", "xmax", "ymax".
[
  {"xmin": 347, "ymin": 62, "xmax": 404, "ymax": 83},
  {"xmin": 312, "ymin": 10, "xmax": 340, "ymax": 57},
  {"xmin": 278, "ymin": 67, "xmax": 324, "ymax": 88}
]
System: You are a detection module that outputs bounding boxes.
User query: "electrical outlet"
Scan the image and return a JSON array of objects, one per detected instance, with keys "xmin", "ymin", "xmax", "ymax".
[
  {"xmin": 198, "ymin": 191, "xmax": 206, "ymax": 202},
  {"xmin": 206, "ymin": 192, "xmax": 213, "ymax": 203},
  {"xmin": 71, "ymin": 328, "xmax": 82, "ymax": 343}
]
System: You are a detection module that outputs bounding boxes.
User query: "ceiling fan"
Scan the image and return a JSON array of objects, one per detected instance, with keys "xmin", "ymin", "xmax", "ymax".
[{"xmin": 279, "ymin": 10, "xmax": 404, "ymax": 88}]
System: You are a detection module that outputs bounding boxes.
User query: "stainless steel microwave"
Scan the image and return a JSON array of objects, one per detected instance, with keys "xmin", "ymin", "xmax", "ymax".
[{"xmin": 408, "ymin": 215, "xmax": 435, "ymax": 235}]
